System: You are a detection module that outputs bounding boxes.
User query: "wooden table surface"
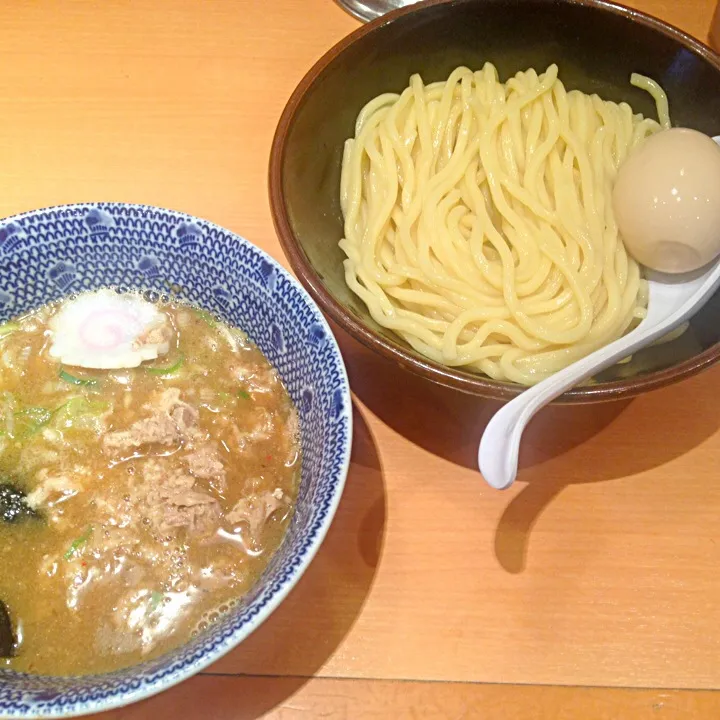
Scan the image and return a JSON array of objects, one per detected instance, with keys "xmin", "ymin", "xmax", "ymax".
[{"xmin": 3, "ymin": 0, "xmax": 720, "ymax": 717}]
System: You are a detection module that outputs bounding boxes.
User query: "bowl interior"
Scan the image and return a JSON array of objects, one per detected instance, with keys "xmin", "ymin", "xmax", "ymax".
[
  {"xmin": 0, "ymin": 204, "xmax": 351, "ymax": 717},
  {"xmin": 274, "ymin": 0, "xmax": 720, "ymax": 400}
]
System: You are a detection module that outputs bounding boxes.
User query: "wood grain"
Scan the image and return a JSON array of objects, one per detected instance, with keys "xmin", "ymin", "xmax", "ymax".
[
  {"xmin": 2, "ymin": 0, "xmax": 720, "ymax": 716},
  {"xmin": 213, "ymin": 358, "xmax": 720, "ymax": 688},
  {"xmin": 100, "ymin": 676, "xmax": 720, "ymax": 719}
]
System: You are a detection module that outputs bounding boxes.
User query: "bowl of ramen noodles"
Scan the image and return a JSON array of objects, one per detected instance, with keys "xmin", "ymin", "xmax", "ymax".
[
  {"xmin": 269, "ymin": 0, "xmax": 720, "ymax": 402},
  {"xmin": 0, "ymin": 203, "xmax": 352, "ymax": 716}
]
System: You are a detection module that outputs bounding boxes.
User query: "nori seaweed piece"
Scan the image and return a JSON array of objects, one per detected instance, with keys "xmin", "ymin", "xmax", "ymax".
[
  {"xmin": 0, "ymin": 482, "xmax": 39, "ymax": 523},
  {"xmin": 0, "ymin": 600, "xmax": 14, "ymax": 657}
]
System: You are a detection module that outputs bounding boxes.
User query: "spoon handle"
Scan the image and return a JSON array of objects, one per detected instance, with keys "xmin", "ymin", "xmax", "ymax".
[
  {"xmin": 478, "ymin": 329, "xmax": 641, "ymax": 490},
  {"xmin": 479, "ymin": 136, "xmax": 720, "ymax": 491},
  {"xmin": 479, "ymin": 258, "xmax": 720, "ymax": 490}
]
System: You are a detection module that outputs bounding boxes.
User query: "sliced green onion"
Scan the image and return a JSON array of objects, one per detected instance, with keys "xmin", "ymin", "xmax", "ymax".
[
  {"xmin": 64, "ymin": 525, "xmax": 93, "ymax": 560},
  {"xmin": 149, "ymin": 591, "xmax": 164, "ymax": 612},
  {"xmin": 15, "ymin": 407, "xmax": 53, "ymax": 438},
  {"xmin": 55, "ymin": 397, "xmax": 85, "ymax": 416},
  {"xmin": 13, "ymin": 397, "xmax": 109, "ymax": 438},
  {"xmin": 17, "ymin": 407, "xmax": 53, "ymax": 424},
  {"xmin": 146, "ymin": 353, "xmax": 185, "ymax": 376},
  {"xmin": 56, "ymin": 397, "xmax": 109, "ymax": 418},
  {"xmin": 0, "ymin": 322, "xmax": 19, "ymax": 338},
  {"xmin": 196, "ymin": 310, "xmax": 216, "ymax": 328},
  {"xmin": 237, "ymin": 389, "xmax": 250, "ymax": 400},
  {"xmin": 59, "ymin": 368, "xmax": 98, "ymax": 387}
]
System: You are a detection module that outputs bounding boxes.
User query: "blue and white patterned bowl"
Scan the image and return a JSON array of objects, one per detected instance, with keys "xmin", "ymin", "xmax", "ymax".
[{"xmin": 0, "ymin": 203, "xmax": 352, "ymax": 718}]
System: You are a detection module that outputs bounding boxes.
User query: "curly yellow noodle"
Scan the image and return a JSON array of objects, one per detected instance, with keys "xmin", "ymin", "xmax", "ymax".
[{"xmin": 339, "ymin": 63, "xmax": 670, "ymax": 385}]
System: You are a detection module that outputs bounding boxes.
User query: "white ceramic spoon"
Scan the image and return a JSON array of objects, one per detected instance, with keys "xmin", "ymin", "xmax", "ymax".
[{"xmin": 478, "ymin": 136, "xmax": 720, "ymax": 491}]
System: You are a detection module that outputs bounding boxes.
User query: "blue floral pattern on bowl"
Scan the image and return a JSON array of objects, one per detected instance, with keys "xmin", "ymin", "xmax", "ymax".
[{"xmin": 0, "ymin": 203, "xmax": 352, "ymax": 718}]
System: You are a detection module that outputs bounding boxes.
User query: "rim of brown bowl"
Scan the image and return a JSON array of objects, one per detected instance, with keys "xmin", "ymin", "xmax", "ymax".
[{"xmin": 269, "ymin": 0, "xmax": 720, "ymax": 404}]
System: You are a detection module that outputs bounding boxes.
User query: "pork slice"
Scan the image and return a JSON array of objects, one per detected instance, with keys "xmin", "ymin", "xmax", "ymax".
[
  {"xmin": 171, "ymin": 404, "xmax": 198, "ymax": 434},
  {"xmin": 137, "ymin": 322, "xmax": 172, "ymax": 349},
  {"xmin": 226, "ymin": 488, "xmax": 287, "ymax": 541},
  {"xmin": 184, "ymin": 445, "xmax": 226, "ymax": 491},
  {"xmin": 103, "ymin": 413, "xmax": 181, "ymax": 453},
  {"xmin": 103, "ymin": 389, "xmax": 200, "ymax": 454},
  {"xmin": 142, "ymin": 459, "xmax": 194, "ymax": 492},
  {"xmin": 137, "ymin": 459, "xmax": 220, "ymax": 537},
  {"xmin": 158, "ymin": 493, "xmax": 220, "ymax": 536},
  {"xmin": 230, "ymin": 409, "xmax": 275, "ymax": 453},
  {"xmin": 156, "ymin": 388, "xmax": 199, "ymax": 431}
]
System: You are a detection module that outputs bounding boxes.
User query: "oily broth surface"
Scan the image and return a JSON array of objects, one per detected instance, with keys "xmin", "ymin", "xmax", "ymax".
[{"xmin": 0, "ymin": 296, "xmax": 300, "ymax": 675}]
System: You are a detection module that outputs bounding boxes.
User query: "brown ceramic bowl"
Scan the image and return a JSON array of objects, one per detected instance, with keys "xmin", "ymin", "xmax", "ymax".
[{"xmin": 269, "ymin": 0, "xmax": 720, "ymax": 403}]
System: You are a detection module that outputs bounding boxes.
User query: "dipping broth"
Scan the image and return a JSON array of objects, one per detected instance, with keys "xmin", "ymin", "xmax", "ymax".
[{"xmin": 0, "ymin": 290, "xmax": 300, "ymax": 675}]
